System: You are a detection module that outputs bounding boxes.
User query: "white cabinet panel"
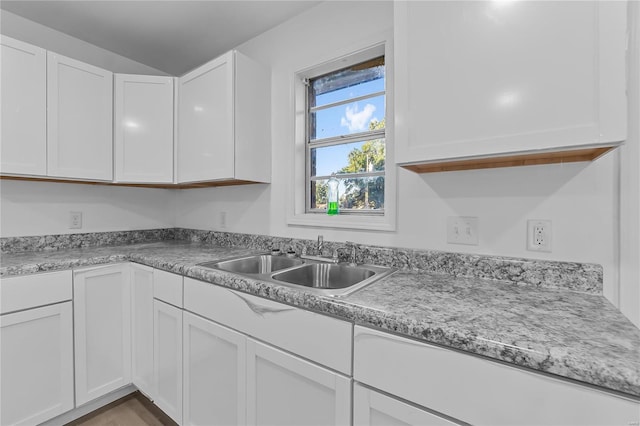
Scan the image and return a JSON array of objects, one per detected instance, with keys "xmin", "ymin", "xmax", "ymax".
[
  {"xmin": 177, "ymin": 50, "xmax": 270, "ymax": 184},
  {"xmin": 0, "ymin": 270, "xmax": 72, "ymax": 314},
  {"xmin": 354, "ymin": 384, "xmax": 460, "ymax": 426},
  {"xmin": 74, "ymin": 264, "xmax": 131, "ymax": 405},
  {"xmin": 1, "ymin": 302, "xmax": 74, "ymax": 426},
  {"xmin": 184, "ymin": 277, "xmax": 352, "ymax": 374},
  {"xmin": 178, "ymin": 51, "xmax": 234, "ymax": 183},
  {"xmin": 246, "ymin": 339, "xmax": 351, "ymax": 426},
  {"xmin": 394, "ymin": 1, "xmax": 627, "ymax": 166},
  {"xmin": 153, "ymin": 269, "xmax": 183, "ymax": 307},
  {"xmin": 131, "ymin": 264, "xmax": 154, "ymax": 397},
  {"xmin": 354, "ymin": 326, "xmax": 640, "ymax": 426},
  {"xmin": 183, "ymin": 311, "xmax": 246, "ymax": 426},
  {"xmin": 114, "ymin": 74, "xmax": 174, "ymax": 183},
  {"xmin": 47, "ymin": 52, "xmax": 113, "ymax": 180},
  {"xmin": 0, "ymin": 36, "xmax": 47, "ymax": 176},
  {"xmin": 153, "ymin": 299, "xmax": 183, "ymax": 424}
]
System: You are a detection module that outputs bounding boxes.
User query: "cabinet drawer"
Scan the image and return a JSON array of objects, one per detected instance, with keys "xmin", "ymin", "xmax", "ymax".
[
  {"xmin": 154, "ymin": 269, "xmax": 183, "ymax": 307},
  {"xmin": 354, "ymin": 326, "xmax": 639, "ymax": 426},
  {"xmin": 1, "ymin": 270, "xmax": 72, "ymax": 314},
  {"xmin": 184, "ymin": 278, "xmax": 352, "ymax": 374}
]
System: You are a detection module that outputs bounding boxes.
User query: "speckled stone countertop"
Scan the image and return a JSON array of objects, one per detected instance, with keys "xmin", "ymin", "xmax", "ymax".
[{"xmin": 1, "ymin": 240, "xmax": 639, "ymax": 399}]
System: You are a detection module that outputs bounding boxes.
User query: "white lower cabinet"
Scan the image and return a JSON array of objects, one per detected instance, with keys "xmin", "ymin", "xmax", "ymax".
[
  {"xmin": 0, "ymin": 302, "xmax": 74, "ymax": 426},
  {"xmin": 74, "ymin": 264, "xmax": 131, "ymax": 406},
  {"xmin": 354, "ymin": 384, "xmax": 459, "ymax": 426},
  {"xmin": 183, "ymin": 311, "xmax": 247, "ymax": 426},
  {"xmin": 246, "ymin": 339, "xmax": 351, "ymax": 426},
  {"xmin": 131, "ymin": 264, "xmax": 154, "ymax": 397},
  {"xmin": 354, "ymin": 326, "xmax": 640, "ymax": 426},
  {"xmin": 183, "ymin": 277, "xmax": 353, "ymax": 426},
  {"xmin": 154, "ymin": 299, "xmax": 183, "ymax": 424}
]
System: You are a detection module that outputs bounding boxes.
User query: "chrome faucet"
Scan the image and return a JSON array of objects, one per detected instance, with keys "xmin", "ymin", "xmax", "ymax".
[
  {"xmin": 300, "ymin": 234, "xmax": 339, "ymax": 263},
  {"xmin": 345, "ymin": 241, "xmax": 358, "ymax": 266}
]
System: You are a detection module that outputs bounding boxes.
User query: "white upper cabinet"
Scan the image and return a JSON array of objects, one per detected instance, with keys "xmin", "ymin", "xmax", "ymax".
[
  {"xmin": 47, "ymin": 52, "xmax": 113, "ymax": 181},
  {"xmin": 177, "ymin": 50, "xmax": 270, "ymax": 184},
  {"xmin": 0, "ymin": 36, "xmax": 47, "ymax": 176},
  {"xmin": 394, "ymin": 1, "xmax": 628, "ymax": 169},
  {"xmin": 114, "ymin": 74, "xmax": 174, "ymax": 183}
]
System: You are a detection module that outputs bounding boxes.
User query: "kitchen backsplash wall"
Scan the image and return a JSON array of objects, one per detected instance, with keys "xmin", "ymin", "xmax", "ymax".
[
  {"xmin": 0, "ymin": 228, "xmax": 176, "ymax": 253},
  {"xmin": 0, "ymin": 227, "xmax": 603, "ymax": 294}
]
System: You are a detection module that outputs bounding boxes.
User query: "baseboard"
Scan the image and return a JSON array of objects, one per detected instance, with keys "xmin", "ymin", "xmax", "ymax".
[{"xmin": 40, "ymin": 385, "xmax": 136, "ymax": 426}]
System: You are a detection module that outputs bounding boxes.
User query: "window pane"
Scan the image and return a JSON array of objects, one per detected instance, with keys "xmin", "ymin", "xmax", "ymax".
[
  {"xmin": 310, "ymin": 96, "xmax": 385, "ymax": 140},
  {"xmin": 310, "ymin": 177, "xmax": 385, "ymax": 211},
  {"xmin": 311, "ymin": 57, "xmax": 385, "ymax": 108},
  {"xmin": 310, "ymin": 139, "xmax": 385, "ymax": 177},
  {"xmin": 315, "ymin": 78, "xmax": 385, "ymax": 108},
  {"xmin": 341, "ymin": 176, "xmax": 385, "ymax": 210}
]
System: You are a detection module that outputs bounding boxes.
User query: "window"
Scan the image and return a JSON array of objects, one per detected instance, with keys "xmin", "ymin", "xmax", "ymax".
[
  {"xmin": 289, "ymin": 38, "xmax": 396, "ymax": 231},
  {"xmin": 306, "ymin": 56, "xmax": 386, "ymax": 215}
]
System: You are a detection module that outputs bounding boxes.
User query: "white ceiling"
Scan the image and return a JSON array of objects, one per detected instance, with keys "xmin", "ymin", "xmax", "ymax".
[{"xmin": 0, "ymin": 1, "xmax": 321, "ymax": 75}]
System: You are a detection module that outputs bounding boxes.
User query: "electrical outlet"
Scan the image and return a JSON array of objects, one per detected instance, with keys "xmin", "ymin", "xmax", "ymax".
[
  {"xmin": 527, "ymin": 220, "xmax": 552, "ymax": 252},
  {"xmin": 69, "ymin": 211, "xmax": 82, "ymax": 229},
  {"xmin": 219, "ymin": 211, "xmax": 227, "ymax": 229},
  {"xmin": 447, "ymin": 216, "xmax": 479, "ymax": 245}
]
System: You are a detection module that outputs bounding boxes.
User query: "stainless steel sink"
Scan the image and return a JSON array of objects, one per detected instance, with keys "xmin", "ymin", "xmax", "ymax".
[
  {"xmin": 271, "ymin": 263, "xmax": 394, "ymax": 296},
  {"xmin": 198, "ymin": 254, "xmax": 394, "ymax": 297},
  {"xmin": 199, "ymin": 255, "xmax": 304, "ymax": 274},
  {"xmin": 271, "ymin": 263, "xmax": 373, "ymax": 289}
]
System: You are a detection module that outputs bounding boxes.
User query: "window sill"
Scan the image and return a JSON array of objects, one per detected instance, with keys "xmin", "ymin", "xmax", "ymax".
[{"xmin": 287, "ymin": 212, "xmax": 396, "ymax": 232}]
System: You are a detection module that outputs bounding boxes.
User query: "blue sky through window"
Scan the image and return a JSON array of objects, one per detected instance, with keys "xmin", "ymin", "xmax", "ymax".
[{"xmin": 311, "ymin": 78, "xmax": 385, "ymax": 176}]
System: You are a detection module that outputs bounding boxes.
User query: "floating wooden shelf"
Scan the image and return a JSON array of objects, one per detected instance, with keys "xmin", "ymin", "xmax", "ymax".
[
  {"xmin": 0, "ymin": 175, "xmax": 261, "ymax": 189},
  {"xmin": 399, "ymin": 146, "xmax": 617, "ymax": 174}
]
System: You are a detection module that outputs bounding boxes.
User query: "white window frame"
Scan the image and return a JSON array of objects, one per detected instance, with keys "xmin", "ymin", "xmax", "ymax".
[{"xmin": 288, "ymin": 34, "xmax": 397, "ymax": 231}]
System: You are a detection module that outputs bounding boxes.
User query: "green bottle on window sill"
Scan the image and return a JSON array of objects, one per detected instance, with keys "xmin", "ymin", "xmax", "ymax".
[{"xmin": 327, "ymin": 174, "xmax": 339, "ymax": 216}]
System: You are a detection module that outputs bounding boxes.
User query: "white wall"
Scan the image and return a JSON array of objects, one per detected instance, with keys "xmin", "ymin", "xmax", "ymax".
[
  {"xmin": 0, "ymin": 10, "xmax": 168, "ymax": 75},
  {"xmin": 174, "ymin": 1, "xmax": 625, "ymax": 310},
  {"xmin": 0, "ymin": 180, "xmax": 174, "ymax": 237},
  {"xmin": 0, "ymin": 11, "xmax": 175, "ymax": 237},
  {"xmin": 0, "ymin": 1, "xmax": 636, "ymax": 324},
  {"xmin": 619, "ymin": 1, "xmax": 640, "ymax": 327}
]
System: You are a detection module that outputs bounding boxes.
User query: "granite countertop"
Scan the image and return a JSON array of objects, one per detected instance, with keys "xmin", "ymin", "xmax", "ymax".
[{"xmin": 2, "ymin": 240, "xmax": 639, "ymax": 399}]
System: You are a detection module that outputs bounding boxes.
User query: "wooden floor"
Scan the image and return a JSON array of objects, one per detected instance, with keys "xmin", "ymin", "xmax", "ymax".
[{"xmin": 66, "ymin": 392, "xmax": 177, "ymax": 426}]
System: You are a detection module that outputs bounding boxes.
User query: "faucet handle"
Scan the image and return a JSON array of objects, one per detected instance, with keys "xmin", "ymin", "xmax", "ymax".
[
  {"xmin": 345, "ymin": 241, "xmax": 358, "ymax": 266},
  {"xmin": 331, "ymin": 248, "xmax": 339, "ymax": 261},
  {"xmin": 301, "ymin": 246, "xmax": 307, "ymax": 256}
]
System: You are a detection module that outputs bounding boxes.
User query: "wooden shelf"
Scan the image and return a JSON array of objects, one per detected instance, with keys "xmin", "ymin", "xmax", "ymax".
[
  {"xmin": 0, "ymin": 175, "xmax": 261, "ymax": 189},
  {"xmin": 399, "ymin": 146, "xmax": 616, "ymax": 174}
]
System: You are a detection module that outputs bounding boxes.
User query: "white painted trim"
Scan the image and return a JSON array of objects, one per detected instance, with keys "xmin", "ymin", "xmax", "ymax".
[
  {"xmin": 288, "ymin": 30, "xmax": 397, "ymax": 232},
  {"xmin": 39, "ymin": 385, "xmax": 137, "ymax": 426}
]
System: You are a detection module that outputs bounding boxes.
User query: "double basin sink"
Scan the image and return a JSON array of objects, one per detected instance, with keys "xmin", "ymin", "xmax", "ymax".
[{"xmin": 198, "ymin": 254, "xmax": 394, "ymax": 297}]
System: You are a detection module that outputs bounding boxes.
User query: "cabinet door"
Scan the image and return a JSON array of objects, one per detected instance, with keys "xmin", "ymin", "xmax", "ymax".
[
  {"xmin": 114, "ymin": 74, "xmax": 174, "ymax": 183},
  {"xmin": 246, "ymin": 339, "xmax": 351, "ymax": 426},
  {"xmin": 183, "ymin": 311, "xmax": 246, "ymax": 426},
  {"xmin": 0, "ymin": 36, "xmax": 47, "ymax": 176},
  {"xmin": 131, "ymin": 264, "xmax": 154, "ymax": 397},
  {"xmin": 394, "ymin": 1, "xmax": 627, "ymax": 164},
  {"xmin": 74, "ymin": 264, "xmax": 131, "ymax": 405},
  {"xmin": 354, "ymin": 384, "xmax": 460, "ymax": 426},
  {"xmin": 177, "ymin": 51, "xmax": 234, "ymax": 183},
  {"xmin": 154, "ymin": 299, "xmax": 183, "ymax": 424},
  {"xmin": 47, "ymin": 52, "xmax": 113, "ymax": 180},
  {"xmin": 354, "ymin": 326, "xmax": 640, "ymax": 426},
  {"xmin": 0, "ymin": 303, "xmax": 74, "ymax": 426}
]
